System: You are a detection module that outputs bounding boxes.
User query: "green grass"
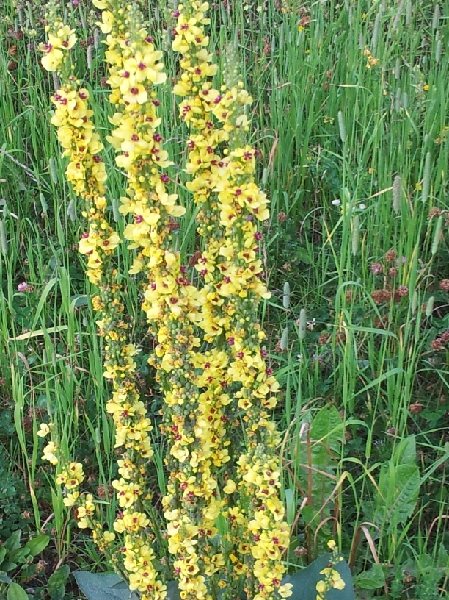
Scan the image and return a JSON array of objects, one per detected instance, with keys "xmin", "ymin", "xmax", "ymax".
[{"xmin": 0, "ymin": 0, "xmax": 448, "ymax": 598}]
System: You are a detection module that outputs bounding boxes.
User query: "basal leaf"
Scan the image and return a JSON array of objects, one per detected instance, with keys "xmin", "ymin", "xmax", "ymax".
[
  {"xmin": 283, "ymin": 554, "xmax": 354, "ymax": 600},
  {"xmin": 6, "ymin": 582, "xmax": 29, "ymax": 600},
  {"xmin": 74, "ymin": 571, "xmax": 139, "ymax": 600},
  {"xmin": 24, "ymin": 534, "xmax": 50, "ymax": 558}
]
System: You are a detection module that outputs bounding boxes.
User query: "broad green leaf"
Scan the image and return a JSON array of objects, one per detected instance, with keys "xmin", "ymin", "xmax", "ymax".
[
  {"xmin": 283, "ymin": 554, "xmax": 354, "ymax": 600},
  {"xmin": 48, "ymin": 564, "xmax": 70, "ymax": 600},
  {"xmin": 166, "ymin": 581, "xmax": 181, "ymax": 600},
  {"xmin": 354, "ymin": 563, "xmax": 385, "ymax": 590},
  {"xmin": 300, "ymin": 406, "xmax": 343, "ymax": 529},
  {"xmin": 74, "ymin": 571, "xmax": 139, "ymax": 600},
  {"xmin": 0, "ymin": 546, "xmax": 7, "ymax": 565},
  {"xmin": 9, "ymin": 548, "xmax": 30, "ymax": 565},
  {"xmin": 310, "ymin": 406, "xmax": 344, "ymax": 454},
  {"xmin": 4, "ymin": 531, "xmax": 21, "ymax": 552},
  {"xmin": 437, "ymin": 543, "xmax": 449, "ymax": 570},
  {"xmin": 376, "ymin": 463, "xmax": 420, "ymax": 531},
  {"xmin": 7, "ymin": 582, "xmax": 29, "ymax": 600},
  {"xmin": 393, "ymin": 436, "xmax": 416, "ymax": 466},
  {"xmin": 24, "ymin": 535, "xmax": 50, "ymax": 558}
]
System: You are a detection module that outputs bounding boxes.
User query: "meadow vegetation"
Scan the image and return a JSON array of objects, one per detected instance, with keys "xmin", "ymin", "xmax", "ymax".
[{"xmin": 0, "ymin": 0, "xmax": 448, "ymax": 599}]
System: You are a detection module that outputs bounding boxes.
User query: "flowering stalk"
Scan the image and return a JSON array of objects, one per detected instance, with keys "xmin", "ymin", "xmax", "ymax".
[
  {"xmin": 93, "ymin": 1, "xmax": 224, "ymax": 598},
  {"xmin": 172, "ymin": 3, "xmax": 291, "ymax": 599},
  {"xmin": 40, "ymin": 2, "xmax": 164, "ymax": 594}
]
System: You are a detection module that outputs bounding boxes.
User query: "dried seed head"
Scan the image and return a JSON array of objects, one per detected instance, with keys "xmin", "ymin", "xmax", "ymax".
[
  {"xmin": 318, "ymin": 332, "xmax": 330, "ymax": 345},
  {"xmin": 371, "ymin": 289, "xmax": 391, "ymax": 304},
  {"xmin": 428, "ymin": 207, "xmax": 442, "ymax": 218},
  {"xmin": 431, "ymin": 338, "xmax": 445, "ymax": 351},
  {"xmin": 385, "ymin": 248, "xmax": 397, "ymax": 261}
]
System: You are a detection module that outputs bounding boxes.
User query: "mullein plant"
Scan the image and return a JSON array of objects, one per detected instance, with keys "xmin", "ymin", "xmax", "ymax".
[
  {"xmin": 40, "ymin": 2, "xmax": 166, "ymax": 598},
  {"xmin": 40, "ymin": 1, "xmax": 294, "ymax": 599},
  {"xmin": 171, "ymin": 3, "xmax": 291, "ymax": 599}
]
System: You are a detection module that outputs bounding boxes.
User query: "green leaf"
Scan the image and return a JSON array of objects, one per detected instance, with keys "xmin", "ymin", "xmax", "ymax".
[
  {"xmin": 393, "ymin": 436, "xmax": 416, "ymax": 466},
  {"xmin": 300, "ymin": 406, "xmax": 343, "ymax": 529},
  {"xmin": 354, "ymin": 564, "xmax": 385, "ymax": 590},
  {"xmin": 74, "ymin": 571, "xmax": 139, "ymax": 600},
  {"xmin": 4, "ymin": 531, "xmax": 21, "ymax": 552},
  {"xmin": 377, "ymin": 463, "xmax": 420, "ymax": 530},
  {"xmin": 24, "ymin": 535, "xmax": 50, "ymax": 558},
  {"xmin": 166, "ymin": 581, "xmax": 181, "ymax": 600},
  {"xmin": 0, "ymin": 546, "xmax": 7, "ymax": 565},
  {"xmin": 283, "ymin": 554, "xmax": 354, "ymax": 600},
  {"xmin": 7, "ymin": 582, "xmax": 29, "ymax": 600},
  {"xmin": 310, "ymin": 406, "xmax": 344, "ymax": 454},
  {"xmin": 8, "ymin": 548, "xmax": 30, "ymax": 565},
  {"xmin": 48, "ymin": 565, "xmax": 70, "ymax": 600}
]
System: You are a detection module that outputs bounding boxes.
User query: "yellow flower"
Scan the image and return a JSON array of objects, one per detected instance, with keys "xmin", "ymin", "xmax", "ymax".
[
  {"xmin": 223, "ymin": 479, "xmax": 236, "ymax": 494},
  {"xmin": 63, "ymin": 491, "xmax": 79, "ymax": 507},
  {"xmin": 99, "ymin": 11, "xmax": 114, "ymax": 34},
  {"xmin": 37, "ymin": 423, "xmax": 50, "ymax": 438},
  {"xmin": 42, "ymin": 441, "xmax": 58, "ymax": 465}
]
